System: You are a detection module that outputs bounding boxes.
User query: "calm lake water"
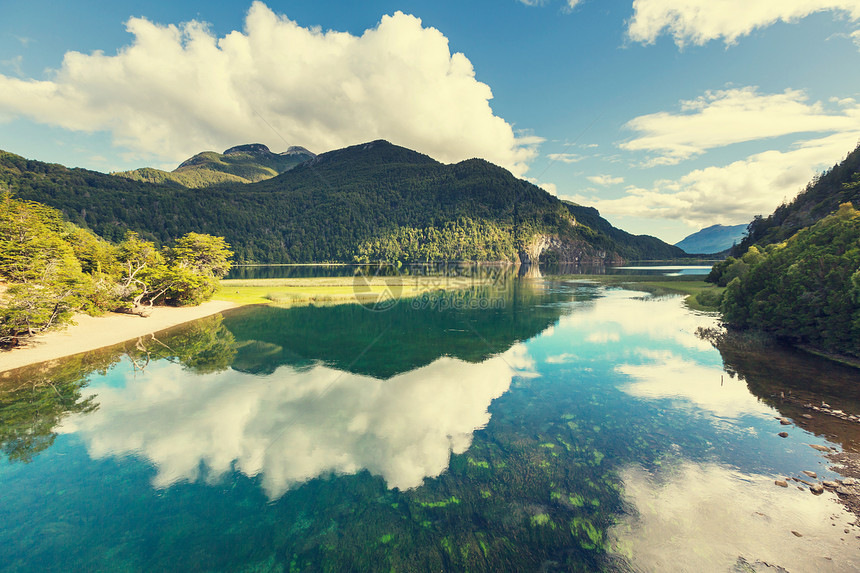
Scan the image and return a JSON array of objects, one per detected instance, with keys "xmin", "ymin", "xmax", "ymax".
[
  {"xmin": 224, "ymin": 262, "xmax": 713, "ymax": 280},
  {"xmin": 1, "ymin": 277, "xmax": 859, "ymax": 572}
]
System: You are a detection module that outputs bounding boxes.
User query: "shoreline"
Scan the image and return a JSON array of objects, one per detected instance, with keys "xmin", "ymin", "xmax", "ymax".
[{"xmin": 0, "ymin": 300, "xmax": 239, "ymax": 374}]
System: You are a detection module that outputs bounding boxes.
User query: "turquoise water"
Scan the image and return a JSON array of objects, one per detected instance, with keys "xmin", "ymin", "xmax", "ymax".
[{"xmin": 1, "ymin": 279, "xmax": 859, "ymax": 571}]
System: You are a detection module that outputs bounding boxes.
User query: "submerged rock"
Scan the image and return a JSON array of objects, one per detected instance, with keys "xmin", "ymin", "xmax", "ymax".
[
  {"xmin": 802, "ymin": 471, "xmax": 818, "ymax": 479},
  {"xmin": 778, "ymin": 432, "xmax": 788, "ymax": 438}
]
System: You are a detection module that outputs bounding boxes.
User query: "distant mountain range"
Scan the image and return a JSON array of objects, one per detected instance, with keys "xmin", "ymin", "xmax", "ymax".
[
  {"xmin": 0, "ymin": 140, "xmax": 685, "ymax": 264},
  {"xmin": 735, "ymin": 142, "xmax": 860, "ymax": 254},
  {"xmin": 674, "ymin": 224, "xmax": 747, "ymax": 255},
  {"xmin": 113, "ymin": 143, "xmax": 315, "ymax": 187}
]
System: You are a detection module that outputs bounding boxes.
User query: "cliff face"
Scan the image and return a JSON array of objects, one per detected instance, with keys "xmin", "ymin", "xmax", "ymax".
[{"xmin": 518, "ymin": 234, "xmax": 624, "ymax": 265}]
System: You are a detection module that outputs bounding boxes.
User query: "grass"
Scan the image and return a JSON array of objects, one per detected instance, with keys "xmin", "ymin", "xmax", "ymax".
[{"xmin": 214, "ymin": 276, "xmax": 492, "ymax": 307}]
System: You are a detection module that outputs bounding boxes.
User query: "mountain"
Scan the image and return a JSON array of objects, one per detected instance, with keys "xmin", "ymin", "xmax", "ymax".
[
  {"xmin": 113, "ymin": 143, "xmax": 315, "ymax": 188},
  {"xmin": 734, "ymin": 142, "xmax": 860, "ymax": 254},
  {"xmin": 0, "ymin": 140, "xmax": 684, "ymax": 264},
  {"xmin": 674, "ymin": 224, "xmax": 747, "ymax": 255}
]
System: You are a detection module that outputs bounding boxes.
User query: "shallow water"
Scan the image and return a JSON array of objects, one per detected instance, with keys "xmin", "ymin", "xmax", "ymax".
[{"xmin": 1, "ymin": 279, "xmax": 859, "ymax": 572}]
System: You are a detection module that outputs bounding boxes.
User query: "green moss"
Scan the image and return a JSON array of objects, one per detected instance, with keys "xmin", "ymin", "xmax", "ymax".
[
  {"xmin": 379, "ymin": 534, "xmax": 394, "ymax": 544},
  {"xmin": 571, "ymin": 517, "xmax": 603, "ymax": 550},
  {"xmin": 530, "ymin": 513, "xmax": 554, "ymax": 528}
]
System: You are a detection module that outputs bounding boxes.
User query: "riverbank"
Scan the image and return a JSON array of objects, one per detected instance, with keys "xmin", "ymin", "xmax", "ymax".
[{"xmin": 0, "ymin": 300, "xmax": 238, "ymax": 374}]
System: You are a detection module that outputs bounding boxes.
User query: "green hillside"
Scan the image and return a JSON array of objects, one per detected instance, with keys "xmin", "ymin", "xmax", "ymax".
[
  {"xmin": 1, "ymin": 141, "xmax": 683, "ymax": 264},
  {"xmin": 715, "ymin": 203, "xmax": 860, "ymax": 359},
  {"xmin": 113, "ymin": 143, "xmax": 315, "ymax": 188},
  {"xmin": 735, "ymin": 142, "xmax": 860, "ymax": 254}
]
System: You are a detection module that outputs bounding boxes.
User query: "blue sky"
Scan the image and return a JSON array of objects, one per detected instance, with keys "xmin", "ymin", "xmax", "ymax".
[{"xmin": 2, "ymin": 0, "xmax": 860, "ymax": 241}]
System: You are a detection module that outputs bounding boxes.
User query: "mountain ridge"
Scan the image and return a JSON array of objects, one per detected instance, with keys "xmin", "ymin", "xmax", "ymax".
[
  {"xmin": 115, "ymin": 143, "xmax": 315, "ymax": 188},
  {"xmin": 674, "ymin": 223, "xmax": 747, "ymax": 255},
  {"xmin": 1, "ymin": 140, "xmax": 684, "ymax": 264}
]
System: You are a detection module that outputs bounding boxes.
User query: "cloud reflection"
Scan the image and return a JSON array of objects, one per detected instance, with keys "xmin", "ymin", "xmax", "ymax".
[
  {"xmin": 558, "ymin": 288, "xmax": 717, "ymax": 351},
  {"xmin": 609, "ymin": 461, "xmax": 859, "ymax": 572},
  {"xmin": 618, "ymin": 350, "xmax": 773, "ymax": 419},
  {"xmin": 60, "ymin": 346, "xmax": 534, "ymax": 498}
]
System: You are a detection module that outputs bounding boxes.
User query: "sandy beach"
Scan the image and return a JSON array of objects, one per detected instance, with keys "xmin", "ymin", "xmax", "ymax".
[{"xmin": 0, "ymin": 300, "xmax": 238, "ymax": 374}]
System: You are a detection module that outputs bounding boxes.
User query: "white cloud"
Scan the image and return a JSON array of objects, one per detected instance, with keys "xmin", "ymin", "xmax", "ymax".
[
  {"xmin": 519, "ymin": 0, "xmax": 582, "ymax": 10},
  {"xmin": 60, "ymin": 346, "xmax": 535, "ymax": 498},
  {"xmin": 547, "ymin": 152, "xmax": 584, "ymax": 163},
  {"xmin": 578, "ymin": 129, "xmax": 860, "ymax": 226},
  {"xmin": 587, "ymin": 174, "xmax": 625, "ymax": 186},
  {"xmin": 852, "ymin": 28, "xmax": 860, "ymax": 47},
  {"xmin": 622, "ymin": 87, "xmax": 860, "ymax": 165},
  {"xmin": 0, "ymin": 2, "xmax": 538, "ymax": 176},
  {"xmin": 628, "ymin": 0, "xmax": 860, "ymax": 47}
]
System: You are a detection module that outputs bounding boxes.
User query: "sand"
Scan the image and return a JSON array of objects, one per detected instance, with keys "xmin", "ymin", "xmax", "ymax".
[{"xmin": 0, "ymin": 300, "xmax": 238, "ymax": 374}]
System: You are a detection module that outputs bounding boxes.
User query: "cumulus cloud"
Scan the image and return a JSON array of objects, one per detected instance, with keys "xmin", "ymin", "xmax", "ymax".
[
  {"xmin": 60, "ymin": 347, "xmax": 535, "ymax": 498},
  {"xmin": 622, "ymin": 87, "xmax": 860, "ymax": 166},
  {"xmin": 628, "ymin": 0, "xmax": 860, "ymax": 47},
  {"xmin": 0, "ymin": 2, "xmax": 538, "ymax": 175},
  {"xmin": 577, "ymin": 130, "xmax": 860, "ymax": 226},
  {"xmin": 587, "ymin": 174, "xmax": 625, "ymax": 185}
]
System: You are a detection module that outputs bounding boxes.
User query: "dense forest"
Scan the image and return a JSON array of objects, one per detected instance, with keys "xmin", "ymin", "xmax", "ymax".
[
  {"xmin": 0, "ymin": 192, "xmax": 232, "ymax": 347},
  {"xmin": 1, "ymin": 140, "xmax": 684, "ymax": 264},
  {"xmin": 734, "ymin": 142, "xmax": 860, "ymax": 255},
  {"xmin": 709, "ymin": 203, "xmax": 860, "ymax": 359}
]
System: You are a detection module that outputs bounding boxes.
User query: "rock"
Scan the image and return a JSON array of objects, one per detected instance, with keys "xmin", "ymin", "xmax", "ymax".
[
  {"xmin": 810, "ymin": 484, "xmax": 824, "ymax": 495},
  {"xmin": 801, "ymin": 414, "xmax": 813, "ymax": 419},
  {"xmin": 802, "ymin": 471, "xmax": 818, "ymax": 479},
  {"xmin": 778, "ymin": 432, "xmax": 789, "ymax": 438},
  {"xmin": 775, "ymin": 480, "xmax": 788, "ymax": 488},
  {"xmin": 809, "ymin": 444, "xmax": 831, "ymax": 452},
  {"xmin": 791, "ymin": 530, "xmax": 803, "ymax": 537},
  {"xmin": 823, "ymin": 481, "xmax": 839, "ymax": 488},
  {"xmin": 779, "ymin": 418, "xmax": 792, "ymax": 425},
  {"xmin": 842, "ymin": 477, "xmax": 858, "ymax": 486},
  {"xmin": 833, "ymin": 409, "xmax": 844, "ymax": 415}
]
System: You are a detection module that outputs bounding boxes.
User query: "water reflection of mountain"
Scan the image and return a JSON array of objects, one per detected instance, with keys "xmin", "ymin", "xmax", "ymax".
[{"xmin": 223, "ymin": 280, "xmax": 584, "ymax": 378}]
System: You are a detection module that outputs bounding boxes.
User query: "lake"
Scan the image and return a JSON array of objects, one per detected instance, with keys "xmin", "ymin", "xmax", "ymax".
[{"xmin": 1, "ymin": 276, "xmax": 859, "ymax": 572}]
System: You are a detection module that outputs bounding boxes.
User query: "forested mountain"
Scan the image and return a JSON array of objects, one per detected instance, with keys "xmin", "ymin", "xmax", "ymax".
[
  {"xmin": 0, "ymin": 141, "xmax": 683, "ymax": 264},
  {"xmin": 734, "ymin": 142, "xmax": 860, "ymax": 254},
  {"xmin": 113, "ymin": 143, "xmax": 315, "ymax": 188},
  {"xmin": 674, "ymin": 224, "xmax": 747, "ymax": 254},
  {"xmin": 713, "ymin": 203, "xmax": 860, "ymax": 359}
]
